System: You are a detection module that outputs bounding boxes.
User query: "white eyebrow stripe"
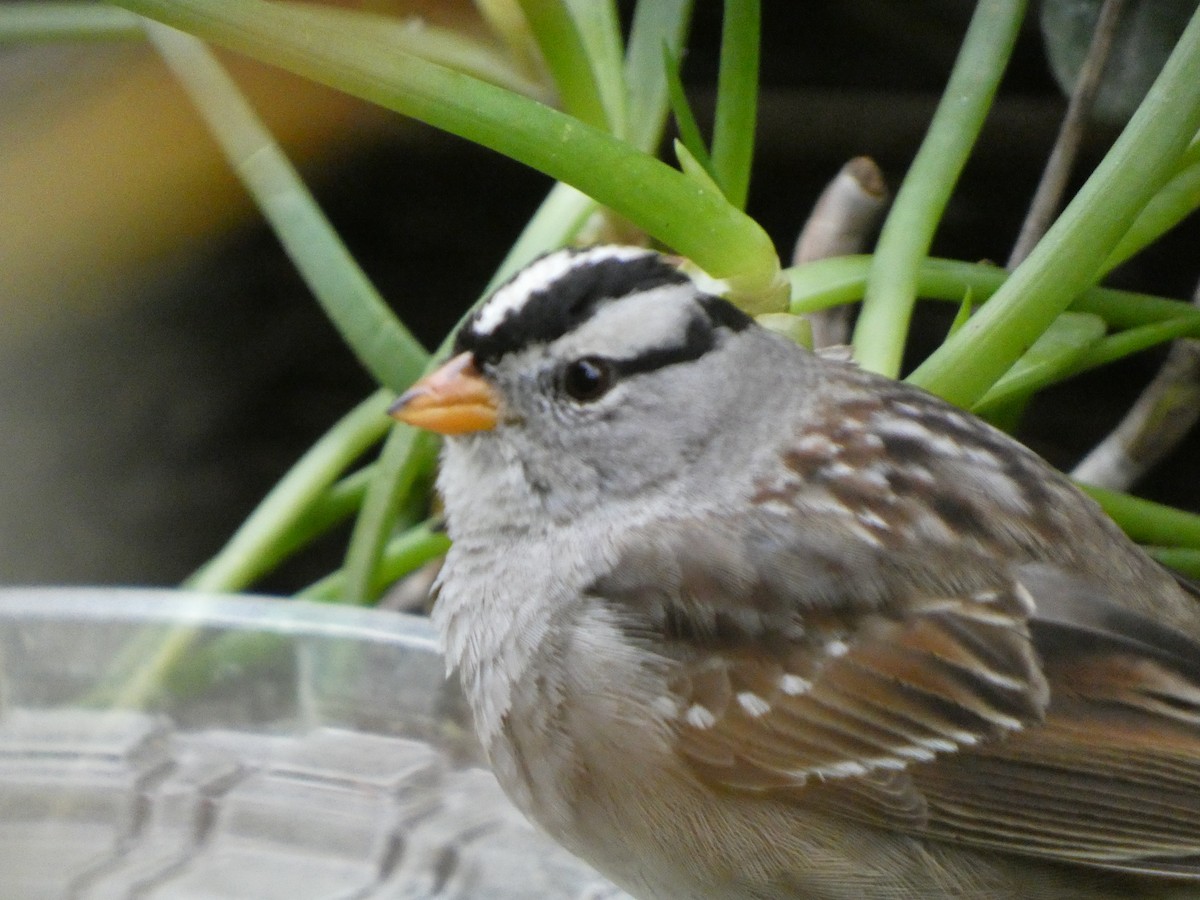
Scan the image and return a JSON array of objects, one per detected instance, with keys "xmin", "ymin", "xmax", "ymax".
[{"xmin": 471, "ymin": 246, "xmax": 654, "ymax": 336}]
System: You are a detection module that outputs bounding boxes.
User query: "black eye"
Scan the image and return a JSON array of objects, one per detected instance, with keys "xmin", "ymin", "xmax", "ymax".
[{"xmin": 561, "ymin": 356, "xmax": 615, "ymax": 402}]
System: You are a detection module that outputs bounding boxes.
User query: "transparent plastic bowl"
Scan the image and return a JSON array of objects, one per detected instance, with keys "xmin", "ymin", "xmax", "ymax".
[{"xmin": 0, "ymin": 588, "xmax": 619, "ymax": 900}]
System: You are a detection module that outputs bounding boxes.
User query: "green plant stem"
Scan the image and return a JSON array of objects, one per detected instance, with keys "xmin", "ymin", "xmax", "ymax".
[
  {"xmin": 0, "ymin": 2, "xmax": 140, "ymax": 41},
  {"xmin": 1079, "ymin": 484, "xmax": 1200, "ymax": 549},
  {"xmin": 710, "ymin": 0, "xmax": 759, "ymax": 210},
  {"xmin": 300, "ymin": 520, "xmax": 450, "ymax": 602},
  {"xmin": 565, "ymin": 0, "xmax": 626, "ymax": 137},
  {"xmin": 141, "ymin": 18, "xmax": 428, "ymax": 394},
  {"xmin": 1146, "ymin": 547, "xmax": 1200, "ymax": 579},
  {"xmin": 185, "ymin": 390, "xmax": 394, "ymax": 593},
  {"xmin": 622, "ymin": 0, "xmax": 694, "ymax": 153},
  {"xmin": 341, "ymin": 425, "xmax": 439, "ymax": 603},
  {"xmin": 908, "ymin": 5, "xmax": 1200, "ymax": 406},
  {"xmin": 1101, "ymin": 152, "xmax": 1200, "ymax": 274},
  {"xmin": 786, "ymin": 256, "xmax": 1200, "ymax": 333},
  {"xmin": 113, "ymin": 0, "xmax": 780, "ymax": 304},
  {"xmin": 972, "ymin": 312, "xmax": 1107, "ymax": 412},
  {"xmin": 269, "ymin": 467, "xmax": 371, "ymax": 563},
  {"xmin": 664, "ymin": 44, "xmax": 713, "ymax": 176},
  {"xmin": 853, "ymin": 0, "xmax": 1026, "ymax": 377},
  {"xmin": 518, "ymin": 0, "xmax": 609, "ymax": 129}
]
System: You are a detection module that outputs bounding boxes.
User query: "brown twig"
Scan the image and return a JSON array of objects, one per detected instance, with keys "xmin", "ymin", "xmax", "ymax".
[
  {"xmin": 792, "ymin": 156, "xmax": 889, "ymax": 348},
  {"xmin": 1007, "ymin": 0, "xmax": 1127, "ymax": 267},
  {"xmin": 1072, "ymin": 274, "xmax": 1200, "ymax": 490}
]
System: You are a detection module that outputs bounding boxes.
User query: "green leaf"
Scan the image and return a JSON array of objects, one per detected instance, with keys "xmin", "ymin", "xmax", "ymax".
[
  {"xmin": 1102, "ymin": 151, "xmax": 1200, "ymax": 274},
  {"xmin": 141, "ymin": 19, "xmax": 429, "ymax": 394},
  {"xmin": 710, "ymin": 0, "xmax": 759, "ymax": 210},
  {"xmin": 518, "ymin": 0, "xmax": 609, "ymax": 129},
  {"xmin": 114, "ymin": 0, "xmax": 779, "ymax": 302},
  {"xmin": 1079, "ymin": 484, "xmax": 1200, "ymax": 550},
  {"xmin": 184, "ymin": 390, "xmax": 395, "ymax": 593},
  {"xmin": 663, "ymin": 42, "xmax": 715, "ymax": 178},
  {"xmin": 623, "ymin": 0, "xmax": 695, "ymax": 153},
  {"xmin": 565, "ymin": 0, "xmax": 626, "ymax": 137},
  {"xmin": 755, "ymin": 313, "xmax": 812, "ymax": 349},
  {"xmin": 972, "ymin": 311, "xmax": 1107, "ymax": 412},
  {"xmin": 1146, "ymin": 547, "xmax": 1200, "ymax": 579},
  {"xmin": 947, "ymin": 288, "xmax": 975, "ymax": 338},
  {"xmin": 674, "ymin": 139, "xmax": 723, "ymax": 197},
  {"xmin": 301, "ymin": 519, "xmax": 451, "ymax": 602},
  {"xmin": 0, "ymin": 1, "xmax": 140, "ymax": 41}
]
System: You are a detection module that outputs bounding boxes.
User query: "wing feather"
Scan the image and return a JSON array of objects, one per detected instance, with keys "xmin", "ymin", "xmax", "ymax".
[{"xmin": 593, "ymin": 517, "xmax": 1200, "ymax": 877}]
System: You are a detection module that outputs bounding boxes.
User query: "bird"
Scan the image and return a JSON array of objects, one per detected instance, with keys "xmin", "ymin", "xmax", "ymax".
[{"xmin": 390, "ymin": 245, "xmax": 1200, "ymax": 899}]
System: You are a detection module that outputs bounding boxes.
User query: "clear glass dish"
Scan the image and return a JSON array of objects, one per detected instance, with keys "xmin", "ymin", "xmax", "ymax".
[{"xmin": 0, "ymin": 588, "xmax": 619, "ymax": 900}]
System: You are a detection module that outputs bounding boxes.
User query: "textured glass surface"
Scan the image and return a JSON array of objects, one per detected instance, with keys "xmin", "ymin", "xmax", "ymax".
[{"xmin": 0, "ymin": 588, "xmax": 622, "ymax": 899}]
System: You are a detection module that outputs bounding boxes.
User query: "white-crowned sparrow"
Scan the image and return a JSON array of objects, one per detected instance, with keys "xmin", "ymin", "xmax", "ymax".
[{"xmin": 391, "ymin": 246, "xmax": 1200, "ymax": 899}]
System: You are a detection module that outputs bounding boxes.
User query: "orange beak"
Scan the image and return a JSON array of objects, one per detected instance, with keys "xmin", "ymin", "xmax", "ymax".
[{"xmin": 389, "ymin": 352, "xmax": 500, "ymax": 435}]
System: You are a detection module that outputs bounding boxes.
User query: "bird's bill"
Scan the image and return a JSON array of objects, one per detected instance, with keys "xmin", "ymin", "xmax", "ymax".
[{"xmin": 389, "ymin": 352, "xmax": 500, "ymax": 435}]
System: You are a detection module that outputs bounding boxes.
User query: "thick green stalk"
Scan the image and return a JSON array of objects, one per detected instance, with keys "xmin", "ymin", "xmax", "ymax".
[
  {"xmin": 909, "ymin": 6, "xmax": 1200, "ymax": 405},
  {"xmin": 853, "ymin": 0, "xmax": 1026, "ymax": 377},
  {"xmin": 112, "ymin": 0, "xmax": 778, "ymax": 299}
]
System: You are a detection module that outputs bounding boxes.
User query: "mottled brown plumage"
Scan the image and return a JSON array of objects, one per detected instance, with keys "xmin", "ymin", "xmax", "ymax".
[{"xmin": 393, "ymin": 247, "xmax": 1200, "ymax": 899}]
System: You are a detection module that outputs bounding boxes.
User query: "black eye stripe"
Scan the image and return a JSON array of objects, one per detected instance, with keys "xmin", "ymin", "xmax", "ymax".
[
  {"xmin": 610, "ymin": 314, "xmax": 716, "ymax": 378},
  {"xmin": 696, "ymin": 292, "xmax": 753, "ymax": 333}
]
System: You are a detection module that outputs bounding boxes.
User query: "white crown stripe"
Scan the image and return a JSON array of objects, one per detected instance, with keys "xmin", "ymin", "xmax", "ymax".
[{"xmin": 470, "ymin": 246, "xmax": 655, "ymax": 337}]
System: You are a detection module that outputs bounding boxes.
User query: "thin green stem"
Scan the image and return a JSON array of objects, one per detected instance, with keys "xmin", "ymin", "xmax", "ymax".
[
  {"xmin": 1145, "ymin": 547, "xmax": 1200, "ymax": 579},
  {"xmin": 664, "ymin": 43, "xmax": 714, "ymax": 177},
  {"xmin": 341, "ymin": 425, "xmax": 439, "ymax": 604},
  {"xmin": 1071, "ymin": 316, "xmax": 1200, "ymax": 370},
  {"xmin": 518, "ymin": 0, "xmax": 609, "ymax": 130},
  {"xmin": 184, "ymin": 390, "xmax": 393, "ymax": 593},
  {"xmin": 972, "ymin": 312, "xmax": 1107, "ymax": 412},
  {"xmin": 622, "ymin": 0, "xmax": 695, "ymax": 153},
  {"xmin": 909, "ymin": 5, "xmax": 1200, "ymax": 405},
  {"xmin": 786, "ymin": 256, "xmax": 1200, "ymax": 333},
  {"xmin": 0, "ymin": 2, "xmax": 140, "ymax": 41},
  {"xmin": 1079, "ymin": 484, "xmax": 1200, "ymax": 549},
  {"xmin": 141, "ymin": 18, "xmax": 428, "ymax": 393},
  {"xmin": 1102, "ymin": 153, "xmax": 1200, "ymax": 274},
  {"xmin": 565, "ymin": 0, "xmax": 626, "ymax": 136},
  {"xmin": 853, "ymin": 0, "xmax": 1026, "ymax": 377},
  {"xmin": 710, "ymin": 0, "xmax": 759, "ymax": 210},
  {"xmin": 300, "ymin": 520, "xmax": 451, "ymax": 602}
]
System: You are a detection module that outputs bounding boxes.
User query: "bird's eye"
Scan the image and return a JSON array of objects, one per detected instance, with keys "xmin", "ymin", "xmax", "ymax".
[{"xmin": 561, "ymin": 357, "xmax": 615, "ymax": 403}]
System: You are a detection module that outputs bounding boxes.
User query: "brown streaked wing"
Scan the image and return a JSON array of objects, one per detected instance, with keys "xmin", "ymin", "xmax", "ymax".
[
  {"xmin": 669, "ymin": 582, "xmax": 1050, "ymax": 788},
  {"xmin": 900, "ymin": 564, "xmax": 1200, "ymax": 877}
]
